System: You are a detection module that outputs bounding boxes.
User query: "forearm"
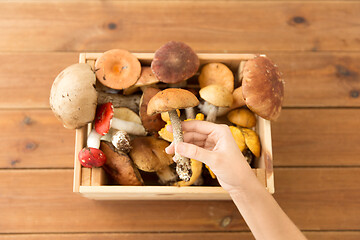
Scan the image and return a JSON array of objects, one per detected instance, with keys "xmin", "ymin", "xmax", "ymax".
[{"xmin": 229, "ymin": 174, "xmax": 306, "ymax": 240}]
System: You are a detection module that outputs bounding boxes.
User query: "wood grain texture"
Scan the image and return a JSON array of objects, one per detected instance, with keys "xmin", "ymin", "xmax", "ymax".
[
  {"xmin": 0, "ymin": 1, "xmax": 360, "ymax": 52},
  {"xmin": 1, "ymin": 108, "xmax": 359, "ymax": 168},
  {"xmin": 0, "ymin": 168, "xmax": 359, "ymax": 233},
  {"xmin": 0, "ymin": 52, "xmax": 359, "ymax": 109},
  {"xmin": 1, "ymin": 232, "xmax": 360, "ymax": 240}
]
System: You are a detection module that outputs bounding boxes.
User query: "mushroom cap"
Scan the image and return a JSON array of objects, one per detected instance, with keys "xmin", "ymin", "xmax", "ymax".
[
  {"xmin": 199, "ymin": 85, "xmax": 233, "ymax": 107},
  {"xmin": 49, "ymin": 63, "xmax": 97, "ymax": 129},
  {"xmin": 151, "ymin": 41, "xmax": 200, "ymax": 84},
  {"xmin": 147, "ymin": 88, "xmax": 199, "ymax": 115},
  {"xmin": 229, "ymin": 126, "xmax": 246, "ymax": 152},
  {"xmin": 231, "ymin": 87, "xmax": 246, "ymax": 109},
  {"xmin": 129, "ymin": 136, "xmax": 173, "ymax": 172},
  {"xmin": 227, "ymin": 108, "xmax": 256, "ymax": 128},
  {"xmin": 111, "ymin": 130, "xmax": 132, "ymax": 153},
  {"xmin": 198, "ymin": 63, "xmax": 234, "ymax": 92},
  {"xmin": 139, "ymin": 87, "xmax": 166, "ymax": 133},
  {"xmin": 101, "ymin": 141, "xmax": 144, "ymax": 186},
  {"xmin": 94, "ymin": 102, "xmax": 114, "ymax": 136},
  {"xmin": 123, "ymin": 67, "xmax": 159, "ymax": 95},
  {"xmin": 95, "ymin": 49, "xmax": 141, "ymax": 90},
  {"xmin": 242, "ymin": 56, "xmax": 284, "ymax": 121},
  {"xmin": 78, "ymin": 147, "xmax": 106, "ymax": 168},
  {"xmin": 240, "ymin": 128, "xmax": 261, "ymax": 158}
]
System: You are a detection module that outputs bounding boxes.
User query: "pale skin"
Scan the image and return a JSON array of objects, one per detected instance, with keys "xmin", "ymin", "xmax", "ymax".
[{"xmin": 165, "ymin": 120, "xmax": 307, "ymax": 240}]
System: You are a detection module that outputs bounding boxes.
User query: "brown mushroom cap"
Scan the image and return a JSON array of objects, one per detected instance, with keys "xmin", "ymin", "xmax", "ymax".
[
  {"xmin": 95, "ymin": 49, "xmax": 141, "ymax": 90},
  {"xmin": 147, "ymin": 88, "xmax": 199, "ymax": 115},
  {"xmin": 151, "ymin": 41, "xmax": 200, "ymax": 84},
  {"xmin": 199, "ymin": 85, "xmax": 233, "ymax": 107},
  {"xmin": 139, "ymin": 87, "xmax": 166, "ymax": 133},
  {"xmin": 123, "ymin": 67, "xmax": 159, "ymax": 95},
  {"xmin": 242, "ymin": 56, "xmax": 284, "ymax": 121},
  {"xmin": 129, "ymin": 136, "xmax": 173, "ymax": 172},
  {"xmin": 231, "ymin": 87, "xmax": 246, "ymax": 109},
  {"xmin": 227, "ymin": 108, "xmax": 256, "ymax": 128},
  {"xmin": 198, "ymin": 63, "xmax": 234, "ymax": 92}
]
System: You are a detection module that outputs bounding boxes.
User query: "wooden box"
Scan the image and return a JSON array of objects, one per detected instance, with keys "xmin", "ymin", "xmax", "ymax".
[{"xmin": 73, "ymin": 52, "xmax": 274, "ymax": 200}]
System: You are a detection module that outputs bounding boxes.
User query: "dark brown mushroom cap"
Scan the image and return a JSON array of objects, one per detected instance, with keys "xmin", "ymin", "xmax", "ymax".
[
  {"xmin": 139, "ymin": 87, "xmax": 166, "ymax": 133},
  {"xmin": 151, "ymin": 41, "xmax": 200, "ymax": 84},
  {"xmin": 242, "ymin": 56, "xmax": 284, "ymax": 121},
  {"xmin": 147, "ymin": 88, "xmax": 199, "ymax": 115},
  {"xmin": 129, "ymin": 136, "xmax": 173, "ymax": 172}
]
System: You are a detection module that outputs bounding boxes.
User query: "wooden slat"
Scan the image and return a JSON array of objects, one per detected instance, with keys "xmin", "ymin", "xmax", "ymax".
[
  {"xmin": 1, "ymin": 232, "xmax": 360, "ymax": 240},
  {"xmin": 0, "ymin": 52, "xmax": 359, "ymax": 109},
  {"xmin": 0, "ymin": 168, "xmax": 359, "ymax": 233},
  {"xmin": 0, "ymin": 2, "xmax": 360, "ymax": 52},
  {"xmin": 1, "ymin": 108, "xmax": 358, "ymax": 168}
]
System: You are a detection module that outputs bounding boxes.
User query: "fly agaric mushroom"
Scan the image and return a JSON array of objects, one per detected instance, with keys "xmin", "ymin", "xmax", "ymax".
[
  {"xmin": 242, "ymin": 56, "xmax": 284, "ymax": 121},
  {"xmin": 95, "ymin": 49, "xmax": 141, "ymax": 90},
  {"xmin": 198, "ymin": 62, "xmax": 234, "ymax": 92},
  {"xmin": 227, "ymin": 108, "xmax": 256, "ymax": 128},
  {"xmin": 130, "ymin": 136, "xmax": 176, "ymax": 185},
  {"xmin": 78, "ymin": 128, "xmax": 106, "ymax": 168},
  {"xmin": 151, "ymin": 41, "xmax": 200, "ymax": 85},
  {"xmin": 139, "ymin": 87, "xmax": 166, "ymax": 134},
  {"xmin": 199, "ymin": 85, "xmax": 233, "ymax": 122},
  {"xmin": 147, "ymin": 88, "xmax": 199, "ymax": 182},
  {"xmin": 112, "ymin": 130, "xmax": 132, "ymax": 153},
  {"xmin": 101, "ymin": 141, "xmax": 144, "ymax": 186},
  {"xmin": 50, "ymin": 63, "xmax": 98, "ymax": 129},
  {"xmin": 123, "ymin": 67, "xmax": 160, "ymax": 95},
  {"xmin": 95, "ymin": 102, "xmax": 146, "ymax": 136}
]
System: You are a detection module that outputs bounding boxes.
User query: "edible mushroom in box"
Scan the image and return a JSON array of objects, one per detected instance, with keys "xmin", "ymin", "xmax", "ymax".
[
  {"xmin": 147, "ymin": 88, "xmax": 199, "ymax": 182},
  {"xmin": 227, "ymin": 108, "xmax": 256, "ymax": 128},
  {"xmin": 49, "ymin": 63, "xmax": 98, "ymax": 129},
  {"xmin": 95, "ymin": 49, "xmax": 141, "ymax": 90},
  {"xmin": 242, "ymin": 56, "xmax": 284, "ymax": 121},
  {"xmin": 130, "ymin": 136, "xmax": 176, "ymax": 185},
  {"xmin": 123, "ymin": 67, "xmax": 160, "ymax": 95},
  {"xmin": 230, "ymin": 87, "xmax": 246, "ymax": 110},
  {"xmin": 199, "ymin": 85, "xmax": 233, "ymax": 122},
  {"xmin": 198, "ymin": 62, "xmax": 234, "ymax": 92},
  {"xmin": 111, "ymin": 130, "xmax": 132, "ymax": 153},
  {"xmin": 240, "ymin": 128, "xmax": 261, "ymax": 158}
]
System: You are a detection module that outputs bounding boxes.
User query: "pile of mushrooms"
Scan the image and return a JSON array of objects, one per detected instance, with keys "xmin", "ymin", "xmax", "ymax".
[{"xmin": 49, "ymin": 41, "xmax": 284, "ymax": 187}]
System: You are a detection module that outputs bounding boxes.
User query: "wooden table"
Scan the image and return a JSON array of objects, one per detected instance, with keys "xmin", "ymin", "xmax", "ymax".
[{"xmin": 1, "ymin": 1, "xmax": 359, "ymax": 239}]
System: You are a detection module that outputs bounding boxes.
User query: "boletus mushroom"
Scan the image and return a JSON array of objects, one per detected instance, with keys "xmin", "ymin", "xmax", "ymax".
[
  {"xmin": 50, "ymin": 63, "xmax": 98, "ymax": 129},
  {"xmin": 130, "ymin": 136, "xmax": 176, "ymax": 185},
  {"xmin": 123, "ymin": 67, "xmax": 160, "ymax": 95},
  {"xmin": 242, "ymin": 56, "xmax": 284, "ymax": 121},
  {"xmin": 198, "ymin": 62, "xmax": 234, "ymax": 92},
  {"xmin": 147, "ymin": 88, "xmax": 199, "ymax": 182}
]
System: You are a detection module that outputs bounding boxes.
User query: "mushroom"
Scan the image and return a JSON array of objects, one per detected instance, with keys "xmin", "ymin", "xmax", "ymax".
[
  {"xmin": 243, "ymin": 149, "xmax": 254, "ymax": 165},
  {"xmin": 49, "ymin": 63, "xmax": 98, "ymax": 129},
  {"xmin": 151, "ymin": 41, "xmax": 200, "ymax": 86},
  {"xmin": 111, "ymin": 130, "xmax": 132, "ymax": 153},
  {"xmin": 227, "ymin": 108, "xmax": 256, "ymax": 128},
  {"xmin": 161, "ymin": 109, "xmax": 180, "ymax": 122},
  {"xmin": 123, "ymin": 67, "xmax": 160, "ymax": 95},
  {"xmin": 199, "ymin": 85, "xmax": 233, "ymax": 122},
  {"xmin": 240, "ymin": 128, "xmax": 261, "ymax": 158},
  {"xmin": 129, "ymin": 136, "xmax": 176, "ymax": 185},
  {"xmin": 147, "ymin": 88, "xmax": 199, "ymax": 182},
  {"xmin": 174, "ymin": 159, "xmax": 203, "ymax": 187},
  {"xmin": 95, "ymin": 102, "xmax": 146, "ymax": 136},
  {"xmin": 101, "ymin": 141, "xmax": 144, "ymax": 186},
  {"xmin": 229, "ymin": 126, "xmax": 246, "ymax": 152},
  {"xmin": 78, "ymin": 128, "xmax": 106, "ymax": 168},
  {"xmin": 139, "ymin": 87, "xmax": 166, "ymax": 134},
  {"xmin": 97, "ymin": 92, "xmax": 141, "ymax": 113},
  {"xmin": 198, "ymin": 62, "xmax": 234, "ymax": 92},
  {"xmin": 95, "ymin": 49, "xmax": 141, "ymax": 90},
  {"xmin": 242, "ymin": 56, "xmax": 285, "ymax": 121},
  {"xmin": 230, "ymin": 87, "xmax": 246, "ymax": 110}
]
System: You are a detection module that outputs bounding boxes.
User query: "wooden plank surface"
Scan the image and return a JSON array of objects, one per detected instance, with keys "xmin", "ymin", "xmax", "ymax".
[
  {"xmin": 1, "ymin": 232, "xmax": 360, "ymax": 240},
  {"xmin": 1, "ymin": 108, "xmax": 359, "ymax": 168},
  {"xmin": 0, "ymin": 168, "xmax": 359, "ymax": 233},
  {"xmin": 0, "ymin": 52, "xmax": 359, "ymax": 109},
  {"xmin": 0, "ymin": 2, "xmax": 360, "ymax": 52}
]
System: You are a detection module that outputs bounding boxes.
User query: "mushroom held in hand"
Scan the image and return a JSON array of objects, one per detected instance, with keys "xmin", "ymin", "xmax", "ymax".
[
  {"xmin": 199, "ymin": 85, "xmax": 233, "ymax": 122},
  {"xmin": 95, "ymin": 102, "xmax": 146, "ymax": 136},
  {"xmin": 95, "ymin": 49, "xmax": 141, "ymax": 90},
  {"xmin": 50, "ymin": 63, "xmax": 98, "ymax": 129},
  {"xmin": 147, "ymin": 88, "xmax": 199, "ymax": 182},
  {"xmin": 242, "ymin": 56, "xmax": 284, "ymax": 121}
]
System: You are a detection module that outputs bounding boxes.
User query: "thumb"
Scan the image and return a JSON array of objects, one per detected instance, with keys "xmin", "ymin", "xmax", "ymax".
[{"xmin": 176, "ymin": 142, "xmax": 214, "ymax": 166}]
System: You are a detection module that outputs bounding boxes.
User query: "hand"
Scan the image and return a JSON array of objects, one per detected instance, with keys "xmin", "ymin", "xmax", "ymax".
[{"xmin": 165, "ymin": 120, "xmax": 256, "ymax": 193}]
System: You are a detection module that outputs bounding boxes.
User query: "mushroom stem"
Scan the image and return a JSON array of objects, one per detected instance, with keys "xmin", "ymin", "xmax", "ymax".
[
  {"xmin": 168, "ymin": 109, "xmax": 192, "ymax": 182},
  {"xmin": 111, "ymin": 118, "xmax": 147, "ymax": 136},
  {"xmin": 185, "ymin": 107, "xmax": 195, "ymax": 119},
  {"xmin": 97, "ymin": 92, "xmax": 140, "ymax": 113},
  {"xmin": 156, "ymin": 166, "xmax": 177, "ymax": 185},
  {"xmin": 87, "ymin": 129, "xmax": 102, "ymax": 149},
  {"xmin": 206, "ymin": 104, "xmax": 218, "ymax": 122}
]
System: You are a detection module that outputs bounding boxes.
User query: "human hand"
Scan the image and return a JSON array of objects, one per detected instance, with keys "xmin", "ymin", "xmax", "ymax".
[{"xmin": 165, "ymin": 120, "xmax": 256, "ymax": 193}]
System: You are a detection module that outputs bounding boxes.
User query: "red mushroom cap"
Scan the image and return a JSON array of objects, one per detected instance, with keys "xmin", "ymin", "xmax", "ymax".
[
  {"xmin": 95, "ymin": 102, "xmax": 114, "ymax": 135},
  {"xmin": 78, "ymin": 147, "xmax": 107, "ymax": 168}
]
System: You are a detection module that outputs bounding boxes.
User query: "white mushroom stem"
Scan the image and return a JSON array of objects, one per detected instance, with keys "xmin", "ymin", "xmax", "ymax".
[
  {"xmin": 87, "ymin": 129, "xmax": 102, "ymax": 149},
  {"xmin": 110, "ymin": 118, "xmax": 147, "ymax": 136},
  {"xmin": 185, "ymin": 107, "xmax": 195, "ymax": 119},
  {"xmin": 199, "ymin": 101, "xmax": 229, "ymax": 117},
  {"xmin": 168, "ymin": 109, "xmax": 192, "ymax": 182},
  {"xmin": 156, "ymin": 166, "xmax": 177, "ymax": 185},
  {"xmin": 206, "ymin": 103, "xmax": 218, "ymax": 122}
]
